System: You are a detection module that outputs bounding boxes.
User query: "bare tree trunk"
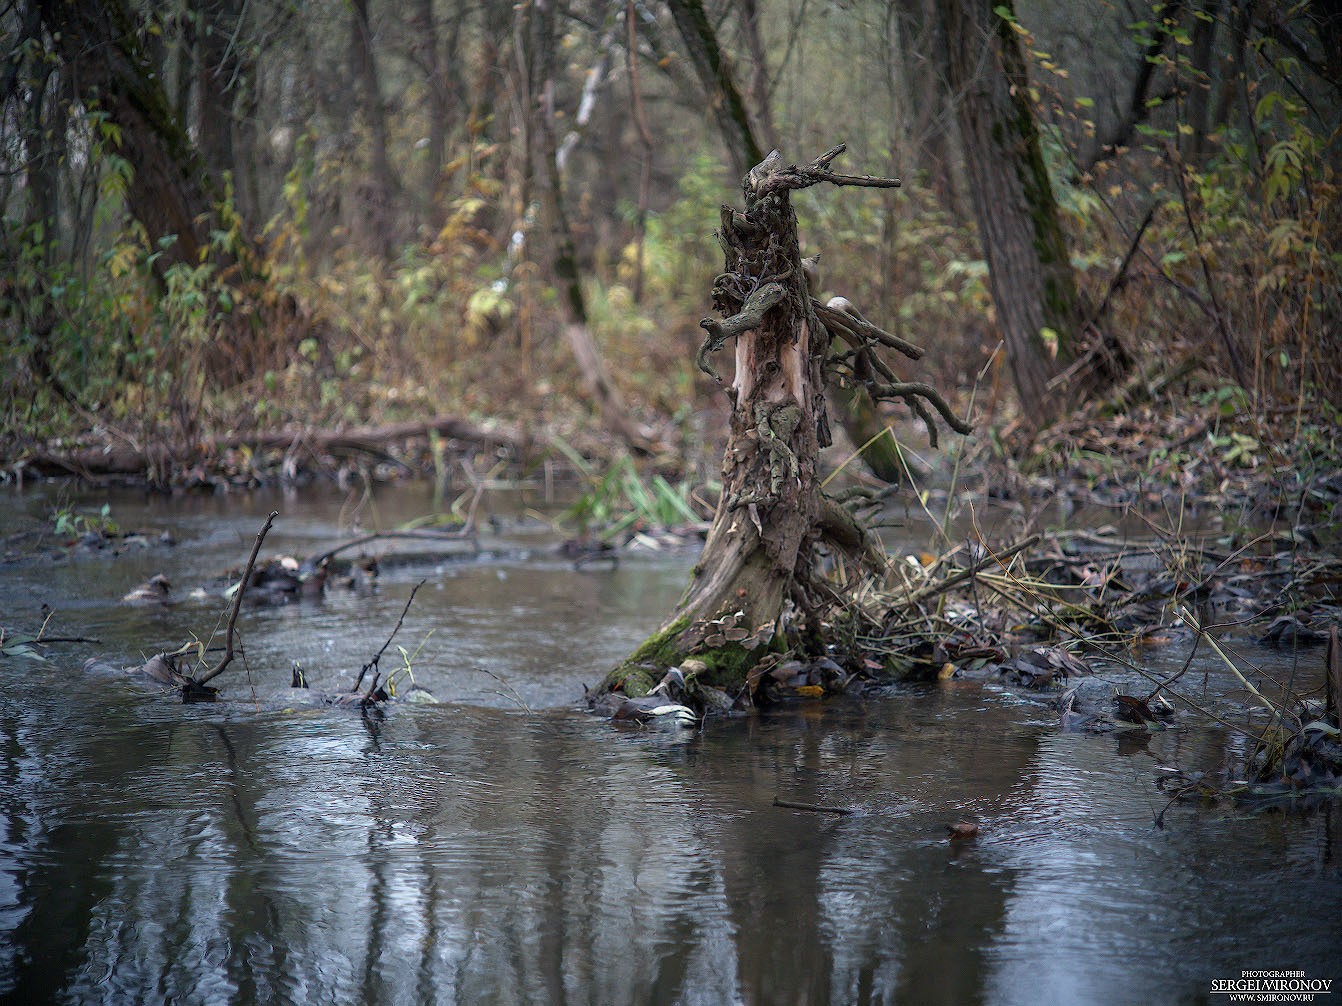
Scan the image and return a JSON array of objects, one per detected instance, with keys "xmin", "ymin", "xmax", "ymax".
[
  {"xmin": 1183, "ymin": 0, "xmax": 1221, "ymax": 165},
  {"xmin": 937, "ymin": 0, "xmax": 1083, "ymax": 422},
  {"xmin": 12, "ymin": 0, "xmax": 72, "ymax": 401},
  {"xmin": 526, "ymin": 0, "xmax": 652, "ymax": 455},
  {"xmin": 349, "ymin": 0, "xmax": 398, "ymax": 256},
  {"xmin": 665, "ymin": 0, "xmax": 765, "ymax": 181},
  {"xmin": 625, "ymin": 0, "xmax": 655, "ymax": 304}
]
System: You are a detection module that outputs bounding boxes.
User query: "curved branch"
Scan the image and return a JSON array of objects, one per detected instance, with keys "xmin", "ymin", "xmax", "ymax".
[
  {"xmin": 696, "ymin": 281, "xmax": 786, "ymax": 381},
  {"xmin": 815, "ymin": 299, "xmax": 925, "ymax": 360},
  {"xmin": 870, "ymin": 380, "xmax": 974, "ymax": 437}
]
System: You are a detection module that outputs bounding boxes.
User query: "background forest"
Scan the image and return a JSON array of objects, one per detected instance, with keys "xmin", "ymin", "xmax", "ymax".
[{"xmin": 1, "ymin": 0, "xmax": 1338, "ymax": 483}]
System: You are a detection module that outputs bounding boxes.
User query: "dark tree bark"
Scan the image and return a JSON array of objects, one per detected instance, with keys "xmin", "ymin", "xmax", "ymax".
[
  {"xmin": 30, "ymin": 0, "xmax": 298, "ymax": 393},
  {"xmin": 36, "ymin": 0, "xmax": 219, "ymax": 273},
  {"xmin": 7, "ymin": 0, "xmax": 74, "ymax": 400},
  {"xmin": 665, "ymin": 0, "xmax": 766, "ymax": 181},
  {"xmin": 937, "ymin": 0, "xmax": 1088, "ymax": 423},
  {"xmin": 348, "ymin": 0, "xmax": 398, "ymax": 255},
  {"xmin": 600, "ymin": 148, "xmax": 969, "ymax": 700},
  {"xmin": 1183, "ymin": 0, "xmax": 1221, "ymax": 164}
]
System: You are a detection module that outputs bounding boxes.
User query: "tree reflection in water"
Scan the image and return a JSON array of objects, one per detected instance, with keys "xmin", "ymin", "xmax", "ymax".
[{"xmin": 2, "ymin": 658, "xmax": 1341, "ymax": 1004}]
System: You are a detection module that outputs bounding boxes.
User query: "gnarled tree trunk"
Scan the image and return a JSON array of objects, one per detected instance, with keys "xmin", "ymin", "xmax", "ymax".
[{"xmin": 600, "ymin": 148, "xmax": 968, "ymax": 701}]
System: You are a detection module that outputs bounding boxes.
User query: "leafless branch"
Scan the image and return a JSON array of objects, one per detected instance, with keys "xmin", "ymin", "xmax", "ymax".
[
  {"xmin": 352, "ymin": 579, "xmax": 426, "ymax": 695},
  {"xmin": 197, "ymin": 511, "xmax": 278, "ymax": 686}
]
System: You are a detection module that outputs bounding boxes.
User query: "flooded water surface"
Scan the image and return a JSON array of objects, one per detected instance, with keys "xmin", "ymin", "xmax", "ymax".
[{"xmin": 1, "ymin": 482, "xmax": 1338, "ymax": 1004}]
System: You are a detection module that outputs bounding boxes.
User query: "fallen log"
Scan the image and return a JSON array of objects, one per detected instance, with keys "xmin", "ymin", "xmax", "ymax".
[{"xmin": 10, "ymin": 416, "xmax": 533, "ymax": 481}]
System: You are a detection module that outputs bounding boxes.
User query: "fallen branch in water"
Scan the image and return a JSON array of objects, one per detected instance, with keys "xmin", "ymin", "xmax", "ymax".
[
  {"xmin": 305, "ymin": 528, "xmax": 477, "ymax": 571},
  {"xmin": 773, "ymin": 797, "xmax": 854, "ymax": 816},
  {"xmin": 196, "ymin": 511, "xmax": 278, "ymax": 688},
  {"xmin": 14, "ymin": 416, "xmax": 533, "ymax": 481}
]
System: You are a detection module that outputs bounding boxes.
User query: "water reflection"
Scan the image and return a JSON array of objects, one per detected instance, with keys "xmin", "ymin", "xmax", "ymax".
[
  {"xmin": 3, "ymin": 666, "xmax": 1341, "ymax": 1004},
  {"xmin": 2, "ymin": 483, "xmax": 1340, "ymax": 1004}
]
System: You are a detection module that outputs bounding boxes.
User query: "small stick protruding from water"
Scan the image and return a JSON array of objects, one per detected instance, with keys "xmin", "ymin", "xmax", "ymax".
[
  {"xmin": 353, "ymin": 579, "xmax": 426, "ymax": 695},
  {"xmin": 197, "ymin": 511, "xmax": 278, "ymax": 687}
]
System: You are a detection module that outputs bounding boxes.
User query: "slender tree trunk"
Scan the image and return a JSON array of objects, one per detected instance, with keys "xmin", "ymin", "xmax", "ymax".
[
  {"xmin": 665, "ymin": 0, "xmax": 765, "ymax": 181},
  {"xmin": 15, "ymin": 5, "xmax": 71, "ymax": 401},
  {"xmin": 1184, "ymin": 0, "xmax": 1221, "ymax": 165},
  {"xmin": 349, "ymin": 0, "xmax": 397, "ymax": 256},
  {"xmin": 413, "ymin": 0, "xmax": 464, "ymax": 227},
  {"xmin": 526, "ymin": 0, "xmax": 651, "ymax": 455},
  {"xmin": 626, "ymin": 0, "xmax": 655, "ymax": 304},
  {"xmin": 937, "ymin": 0, "xmax": 1083, "ymax": 422},
  {"xmin": 195, "ymin": 0, "xmax": 235, "ymax": 187}
]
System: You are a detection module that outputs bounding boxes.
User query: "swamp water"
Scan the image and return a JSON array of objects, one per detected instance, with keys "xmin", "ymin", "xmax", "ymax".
[{"xmin": 1, "ymin": 482, "xmax": 1339, "ymax": 1005}]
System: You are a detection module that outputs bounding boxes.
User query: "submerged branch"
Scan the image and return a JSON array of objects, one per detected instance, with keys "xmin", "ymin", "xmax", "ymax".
[
  {"xmin": 774, "ymin": 797, "xmax": 854, "ymax": 816},
  {"xmin": 305, "ymin": 528, "xmax": 477, "ymax": 570}
]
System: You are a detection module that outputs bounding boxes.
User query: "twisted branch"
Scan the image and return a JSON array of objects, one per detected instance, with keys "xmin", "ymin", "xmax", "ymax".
[
  {"xmin": 748, "ymin": 143, "xmax": 902, "ymax": 198},
  {"xmin": 696, "ymin": 281, "xmax": 787, "ymax": 382},
  {"xmin": 815, "ymin": 298, "xmax": 924, "ymax": 360},
  {"xmin": 818, "ymin": 296, "xmax": 971, "ymax": 446}
]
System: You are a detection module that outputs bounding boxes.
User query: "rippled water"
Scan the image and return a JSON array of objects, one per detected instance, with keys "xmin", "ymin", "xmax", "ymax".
[{"xmin": 1, "ymin": 482, "xmax": 1339, "ymax": 1004}]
